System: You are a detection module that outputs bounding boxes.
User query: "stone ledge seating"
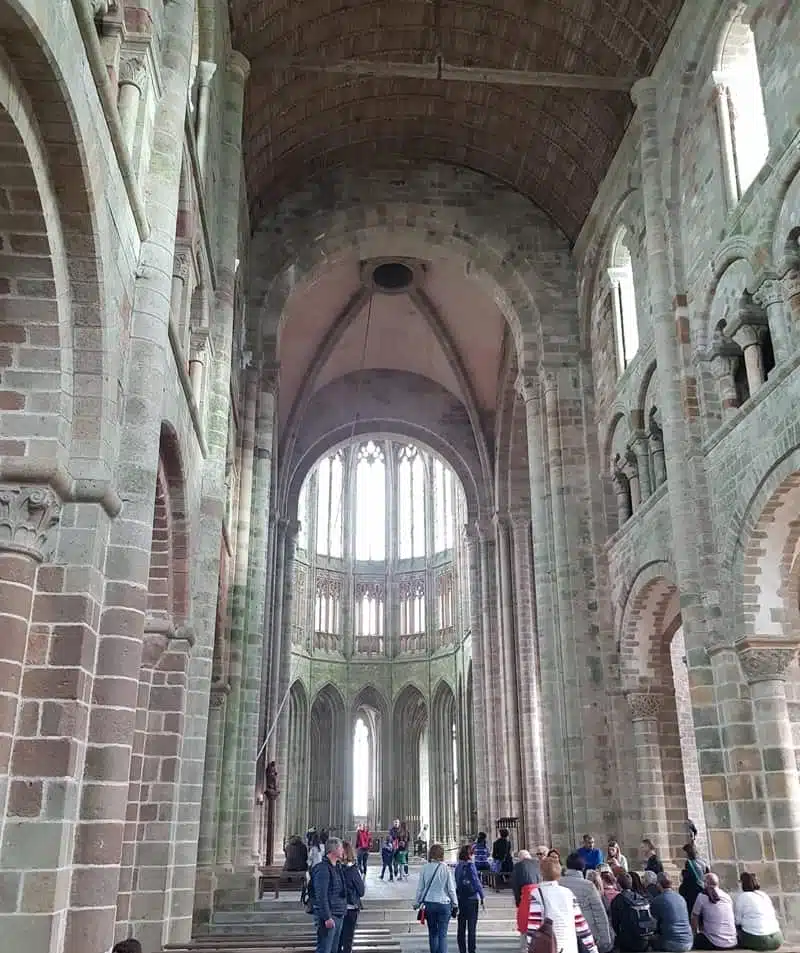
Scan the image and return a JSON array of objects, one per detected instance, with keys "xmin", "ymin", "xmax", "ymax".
[{"xmin": 258, "ymin": 865, "xmax": 307, "ymax": 899}]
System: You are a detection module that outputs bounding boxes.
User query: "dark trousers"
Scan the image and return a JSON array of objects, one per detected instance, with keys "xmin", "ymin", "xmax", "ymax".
[
  {"xmin": 380, "ymin": 861, "xmax": 393, "ymax": 880},
  {"xmin": 457, "ymin": 898, "xmax": 479, "ymax": 953},
  {"xmin": 357, "ymin": 848, "xmax": 369, "ymax": 875},
  {"xmin": 338, "ymin": 909, "xmax": 359, "ymax": 953},
  {"xmin": 693, "ymin": 936, "xmax": 736, "ymax": 951}
]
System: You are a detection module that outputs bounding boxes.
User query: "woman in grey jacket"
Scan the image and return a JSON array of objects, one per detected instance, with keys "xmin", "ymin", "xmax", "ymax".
[{"xmin": 414, "ymin": 844, "xmax": 459, "ymax": 953}]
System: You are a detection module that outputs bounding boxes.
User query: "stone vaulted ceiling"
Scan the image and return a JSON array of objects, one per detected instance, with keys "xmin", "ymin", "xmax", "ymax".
[{"xmin": 233, "ymin": 0, "xmax": 686, "ymax": 239}]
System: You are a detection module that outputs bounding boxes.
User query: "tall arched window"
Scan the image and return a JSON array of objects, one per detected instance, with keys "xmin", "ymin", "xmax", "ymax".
[
  {"xmin": 355, "ymin": 441, "xmax": 386, "ymax": 561},
  {"xmin": 316, "ymin": 453, "xmax": 344, "ymax": 557},
  {"xmin": 353, "ymin": 717, "xmax": 370, "ymax": 816},
  {"xmin": 398, "ymin": 445, "xmax": 426, "ymax": 558},
  {"xmin": 297, "ymin": 482, "xmax": 310, "ymax": 551},
  {"xmin": 608, "ymin": 227, "xmax": 639, "ymax": 372},
  {"xmin": 433, "ymin": 459, "xmax": 453, "ymax": 552},
  {"xmin": 715, "ymin": 10, "xmax": 769, "ymax": 204}
]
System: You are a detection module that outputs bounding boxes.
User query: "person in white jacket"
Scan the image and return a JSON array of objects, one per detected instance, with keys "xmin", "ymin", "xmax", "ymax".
[
  {"xmin": 527, "ymin": 856, "xmax": 598, "ymax": 953},
  {"xmin": 733, "ymin": 872, "xmax": 782, "ymax": 951}
]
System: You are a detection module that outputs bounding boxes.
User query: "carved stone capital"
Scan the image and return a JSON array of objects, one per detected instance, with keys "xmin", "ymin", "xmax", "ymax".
[
  {"xmin": 226, "ymin": 50, "xmax": 251, "ymax": 85},
  {"xmin": 196, "ymin": 60, "xmax": 218, "ymax": 87},
  {"xmin": 119, "ymin": 56, "xmax": 148, "ymax": 91},
  {"xmin": 210, "ymin": 680, "xmax": 231, "ymax": 708},
  {"xmin": 783, "ymin": 268, "xmax": 800, "ymax": 302},
  {"xmin": 626, "ymin": 692, "xmax": 665, "ymax": 720},
  {"xmin": 261, "ymin": 362, "xmax": 280, "ymax": 397},
  {"xmin": 752, "ymin": 278, "xmax": 784, "ymax": 311},
  {"xmin": 736, "ymin": 637, "xmax": 800, "ymax": 684},
  {"xmin": 514, "ymin": 372, "xmax": 538, "ymax": 406},
  {"xmin": 173, "ymin": 252, "xmax": 192, "ymax": 283},
  {"xmin": 0, "ymin": 485, "xmax": 61, "ymax": 561}
]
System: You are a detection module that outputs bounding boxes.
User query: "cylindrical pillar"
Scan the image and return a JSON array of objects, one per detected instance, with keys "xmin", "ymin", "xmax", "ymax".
[
  {"xmin": 626, "ymin": 693, "xmax": 670, "ymax": 852},
  {"xmin": 731, "ymin": 324, "xmax": 765, "ymax": 395},
  {"xmin": 464, "ymin": 525, "xmax": 490, "ymax": 832},
  {"xmin": 272, "ymin": 522, "xmax": 300, "ymax": 857},
  {"xmin": 216, "ymin": 368, "xmax": 258, "ymax": 865},
  {"xmin": 753, "ymin": 277, "xmax": 792, "ymax": 364},
  {"xmin": 194, "ymin": 61, "xmax": 218, "ymax": 178},
  {"xmin": 494, "ymin": 513, "xmax": 521, "ymax": 821},
  {"xmin": 736, "ymin": 638, "xmax": 800, "ymax": 901}
]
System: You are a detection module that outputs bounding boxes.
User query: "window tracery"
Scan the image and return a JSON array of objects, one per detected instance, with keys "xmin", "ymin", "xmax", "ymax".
[{"xmin": 355, "ymin": 441, "xmax": 386, "ymax": 561}]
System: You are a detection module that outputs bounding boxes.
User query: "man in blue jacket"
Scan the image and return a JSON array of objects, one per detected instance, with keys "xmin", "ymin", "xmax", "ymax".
[
  {"xmin": 311, "ymin": 837, "xmax": 347, "ymax": 953},
  {"xmin": 577, "ymin": 834, "xmax": 603, "ymax": 870}
]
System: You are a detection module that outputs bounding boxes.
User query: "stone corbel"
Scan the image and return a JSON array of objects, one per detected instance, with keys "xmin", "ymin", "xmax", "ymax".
[
  {"xmin": 735, "ymin": 636, "xmax": 800, "ymax": 684},
  {"xmin": 0, "ymin": 484, "xmax": 62, "ymax": 561}
]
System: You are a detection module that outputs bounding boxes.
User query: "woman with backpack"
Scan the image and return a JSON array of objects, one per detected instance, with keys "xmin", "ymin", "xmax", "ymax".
[
  {"xmin": 678, "ymin": 843, "xmax": 708, "ymax": 916},
  {"xmin": 455, "ymin": 844, "xmax": 485, "ymax": 953},
  {"xmin": 526, "ymin": 855, "xmax": 598, "ymax": 953}
]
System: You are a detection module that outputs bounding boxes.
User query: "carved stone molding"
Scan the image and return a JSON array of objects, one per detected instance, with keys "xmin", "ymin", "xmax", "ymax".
[
  {"xmin": 626, "ymin": 692, "xmax": 665, "ymax": 720},
  {"xmin": 736, "ymin": 637, "xmax": 800, "ymax": 684},
  {"xmin": 119, "ymin": 56, "xmax": 148, "ymax": 91},
  {"xmin": 0, "ymin": 485, "xmax": 62, "ymax": 561},
  {"xmin": 752, "ymin": 278, "xmax": 784, "ymax": 312},
  {"xmin": 210, "ymin": 680, "xmax": 231, "ymax": 708}
]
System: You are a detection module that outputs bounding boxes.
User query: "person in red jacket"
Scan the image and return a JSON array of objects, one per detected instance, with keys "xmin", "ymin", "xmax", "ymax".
[{"xmin": 355, "ymin": 824, "xmax": 371, "ymax": 876}]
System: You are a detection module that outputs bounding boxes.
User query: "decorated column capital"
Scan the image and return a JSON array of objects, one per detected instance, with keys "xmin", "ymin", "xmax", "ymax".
[
  {"xmin": 514, "ymin": 372, "xmax": 539, "ymax": 405},
  {"xmin": 630, "ymin": 77, "xmax": 659, "ymax": 111},
  {"xmin": 752, "ymin": 278, "xmax": 784, "ymax": 311},
  {"xmin": 626, "ymin": 691, "xmax": 665, "ymax": 720},
  {"xmin": 119, "ymin": 56, "xmax": 148, "ymax": 91},
  {"xmin": 0, "ymin": 484, "xmax": 62, "ymax": 561},
  {"xmin": 226, "ymin": 50, "xmax": 251, "ymax": 86},
  {"xmin": 736, "ymin": 637, "xmax": 800, "ymax": 684}
]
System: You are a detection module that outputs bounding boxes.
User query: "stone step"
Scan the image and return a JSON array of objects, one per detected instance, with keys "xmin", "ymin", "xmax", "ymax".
[{"xmin": 202, "ymin": 923, "xmax": 519, "ymax": 938}]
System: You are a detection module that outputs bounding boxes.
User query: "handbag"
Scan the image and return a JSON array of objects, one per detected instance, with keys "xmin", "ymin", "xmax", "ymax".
[{"xmin": 416, "ymin": 863, "xmax": 444, "ymax": 924}]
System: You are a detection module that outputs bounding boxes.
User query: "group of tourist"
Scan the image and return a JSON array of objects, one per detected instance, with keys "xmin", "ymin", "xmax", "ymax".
[
  {"xmin": 513, "ymin": 835, "xmax": 783, "ymax": 953},
  {"xmin": 308, "ymin": 836, "xmax": 366, "ymax": 953},
  {"xmin": 379, "ymin": 819, "xmax": 411, "ymax": 881}
]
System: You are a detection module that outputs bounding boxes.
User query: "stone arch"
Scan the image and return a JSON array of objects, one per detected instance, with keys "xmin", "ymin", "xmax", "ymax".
[
  {"xmin": 309, "ymin": 683, "xmax": 347, "ymax": 832},
  {"xmin": 430, "ymin": 680, "xmax": 458, "ymax": 845},
  {"xmin": 285, "ymin": 680, "xmax": 310, "ymax": 840},
  {"xmin": 392, "ymin": 684, "xmax": 428, "ymax": 831},
  {"xmin": 248, "ymin": 165, "xmax": 579, "ymax": 371},
  {"xmin": 0, "ymin": 9, "xmax": 111, "ymax": 488},
  {"xmin": 771, "ymin": 165, "xmax": 800, "ymax": 270},
  {"xmin": 351, "ymin": 684, "xmax": 389, "ymax": 828},
  {"xmin": 728, "ymin": 448, "xmax": 800, "ymax": 640},
  {"xmin": 618, "ymin": 561, "xmax": 681, "ymax": 690},
  {"xmin": 283, "ymin": 371, "xmax": 489, "ymax": 522}
]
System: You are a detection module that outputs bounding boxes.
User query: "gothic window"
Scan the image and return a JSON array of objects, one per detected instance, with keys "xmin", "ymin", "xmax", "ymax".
[
  {"xmin": 315, "ymin": 452, "xmax": 344, "ymax": 558},
  {"xmin": 716, "ymin": 10, "xmax": 769, "ymax": 202},
  {"xmin": 433, "ymin": 458, "xmax": 453, "ymax": 552},
  {"xmin": 356, "ymin": 582, "xmax": 384, "ymax": 637},
  {"xmin": 294, "ymin": 569, "xmax": 307, "ymax": 644},
  {"xmin": 315, "ymin": 576, "xmax": 341, "ymax": 634},
  {"xmin": 399, "ymin": 578, "xmax": 426, "ymax": 634},
  {"xmin": 398, "ymin": 445, "xmax": 426, "ymax": 559},
  {"xmin": 608, "ymin": 226, "xmax": 639, "ymax": 372},
  {"xmin": 352, "ymin": 717, "xmax": 370, "ymax": 816},
  {"xmin": 437, "ymin": 571, "xmax": 454, "ymax": 630},
  {"xmin": 355, "ymin": 441, "xmax": 386, "ymax": 561}
]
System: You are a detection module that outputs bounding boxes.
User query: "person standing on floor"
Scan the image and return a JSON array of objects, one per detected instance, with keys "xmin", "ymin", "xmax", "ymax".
[
  {"xmin": 455, "ymin": 844, "xmax": 485, "ymax": 953},
  {"xmin": 338, "ymin": 841, "xmax": 365, "ymax": 953},
  {"xmin": 512, "ymin": 848, "xmax": 543, "ymax": 907},
  {"xmin": 380, "ymin": 836, "xmax": 395, "ymax": 881},
  {"xmin": 355, "ymin": 824, "xmax": 371, "ymax": 876},
  {"xmin": 577, "ymin": 834, "xmax": 604, "ymax": 871},
  {"xmin": 311, "ymin": 837, "xmax": 347, "ymax": 953},
  {"xmin": 414, "ymin": 843, "xmax": 459, "ymax": 953},
  {"xmin": 560, "ymin": 852, "xmax": 613, "ymax": 953}
]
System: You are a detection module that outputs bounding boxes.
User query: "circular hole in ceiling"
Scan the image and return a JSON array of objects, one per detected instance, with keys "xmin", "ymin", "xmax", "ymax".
[{"xmin": 372, "ymin": 261, "xmax": 415, "ymax": 292}]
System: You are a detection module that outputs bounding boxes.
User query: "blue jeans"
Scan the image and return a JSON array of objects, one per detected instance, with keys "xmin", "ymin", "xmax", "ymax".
[
  {"xmin": 425, "ymin": 901, "xmax": 452, "ymax": 953},
  {"xmin": 315, "ymin": 914, "xmax": 344, "ymax": 953}
]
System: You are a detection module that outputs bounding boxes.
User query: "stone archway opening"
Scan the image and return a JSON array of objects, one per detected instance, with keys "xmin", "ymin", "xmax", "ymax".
[{"xmin": 622, "ymin": 572, "xmax": 707, "ymax": 861}]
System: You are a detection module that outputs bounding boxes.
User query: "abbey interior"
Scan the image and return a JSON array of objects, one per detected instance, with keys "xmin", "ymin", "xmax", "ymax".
[{"xmin": 1, "ymin": 0, "xmax": 800, "ymax": 951}]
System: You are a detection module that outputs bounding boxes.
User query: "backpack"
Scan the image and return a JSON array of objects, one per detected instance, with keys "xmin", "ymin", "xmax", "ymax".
[
  {"xmin": 457, "ymin": 863, "xmax": 476, "ymax": 898},
  {"xmin": 618, "ymin": 894, "xmax": 655, "ymax": 951},
  {"xmin": 530, "ymin": 890, "xmax": 558, "ymax": 953}
]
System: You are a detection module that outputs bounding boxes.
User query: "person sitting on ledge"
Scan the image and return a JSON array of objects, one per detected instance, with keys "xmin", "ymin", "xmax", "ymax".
[
  {"xmin": 691, "ymin": 873, "xmax": 737, "ymax": 951},
  {"xmin": 733, "ymin": 872, "xmax": 782, "ymax": 952}
]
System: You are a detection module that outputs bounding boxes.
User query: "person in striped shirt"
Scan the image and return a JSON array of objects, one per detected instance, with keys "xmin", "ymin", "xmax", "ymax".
[{"xmin": 525, "ymin": 855, "xmax": 598, "ymax": 953}]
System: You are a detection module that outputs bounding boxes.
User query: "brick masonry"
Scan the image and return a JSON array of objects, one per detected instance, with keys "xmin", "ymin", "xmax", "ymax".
[{"xmin": 0, "ymin": 0, "xmax": 798, "ymax": 951}]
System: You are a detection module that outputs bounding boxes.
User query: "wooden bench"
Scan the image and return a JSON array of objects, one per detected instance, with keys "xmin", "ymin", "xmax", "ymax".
[{"xmin": 257, "ymin": 865, "xmax": 307, "ymax": 899}]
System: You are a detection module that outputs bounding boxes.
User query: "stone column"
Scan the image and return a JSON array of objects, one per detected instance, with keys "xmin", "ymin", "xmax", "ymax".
[
  {"xmin": 782, "ymin": 268, "xmax": 800, "ymax": 325},
  {"xmin": 494, "ymin": 513, "xmax": 519, "ymax": 816},
  {"xmin": 736, "ymin": 637, "xmax": 800, "ymax": 910},
  {"xmin": 273, "ymin": 522, "xmax": 300, "ymax": 857},
  {"xmin": 611, "ymin": 458, "xmax": 632, "ymax": 526},
  {"xmin": 516, "ymin": 373, "xmax": 570, "ymax": 844},
  {"xmin": 753, "ymin": 277, "xmax": 792, "ymax": 364},
  {"xmin": 216, "ymin": 368, "xmax": 258, "ymax": 867},
  {"xmin": 630, "ymin": 425, "xmax": 652, "ymax": 501},
  {"xmin": 648, "ymin": 411, "xmax": 667, "ymax": 489},
  {"xmin": 464, "ymin": 524, "xmax": 490, "ymax": 831},
  {"xmin": 728, "ymin": 306, "xmax": 768, "ymax": 396},
  {"xmin": 478, "ymin": 519, "xmax": 500, "ymax": 826},
  {"xmin": 0, "ymin": 486, "xmax": 61, "ymax": 809},
  {"xmin": 117, "ymin": 56, "xmax": 147, "ymax": 154},
  {"xmin": 172, "ymin": 51, "xmax": 250, "ymax": 943},
  {"xmin": 509, "ymin": 514, "xmax": 548, "ymax": 843},
  {"xmin": 197, "ymin": 683, "xmax": 229, "ymax": 866},
  {"xmin": 624, "ymin": 446, "xmax": 641, "ymax": 510},
  {"xmin": 194, "ymin": 61, "xmax": 217, "ymax": 178},
  {"xmin": 626, "ymin": 693, "xmax": 670, "ymax": 852},
  {"xmin": 170, "ymin": 252, "xmax": 193, "ymax": 357},
  {"xmin": 266, "ymin": 518, "xmax": 288, "ymax": 764},
  {"xmin": 631, "ymin": 77, "xmax": 736, "ymax": 876},
  {"xmin": 234, "ymin": 370, "xmax": 277, "ymax": 865}
]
